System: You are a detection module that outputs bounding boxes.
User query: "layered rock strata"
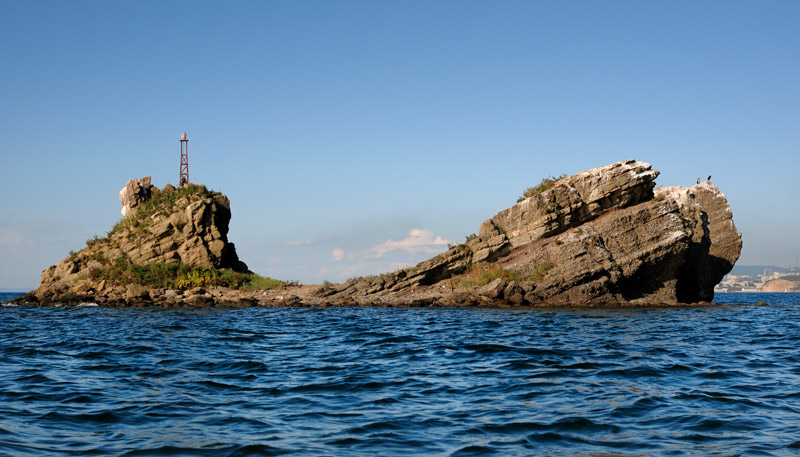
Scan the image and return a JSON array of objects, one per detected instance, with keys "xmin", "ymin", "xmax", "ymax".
[{"xmin": 321, "ymin": 160, "xmax": 742, "ymax": 305}]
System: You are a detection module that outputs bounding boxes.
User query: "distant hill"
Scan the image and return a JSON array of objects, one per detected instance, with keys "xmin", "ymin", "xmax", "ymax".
[{"xmin": 730, "ymin": 265, "xmax": 791, "ymax": 276}]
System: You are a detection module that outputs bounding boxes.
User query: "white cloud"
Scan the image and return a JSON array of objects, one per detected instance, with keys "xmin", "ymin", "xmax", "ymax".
[
  {"xmin": 332, "ymin": 247, "xmax": 345, "ymax": 261},
  {"xmin": 0, "ymin": 230, "xmax": 26, "ymax": 248},
  {"xmin": 372, "ymin": 228, "xmax": 451, "ymax": 258},
  {"xmin": 321, "ymin": 260, "xmax": 416, "ymax": 283},
  {"xmin": 287, "ymin": 240, "xmax": 313, "ymax": 247}
]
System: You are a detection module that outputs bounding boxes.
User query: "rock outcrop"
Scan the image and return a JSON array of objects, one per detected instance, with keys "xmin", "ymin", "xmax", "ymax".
[
  {"xmin": 25, "ymin": 180, "xmax": 248, "ymax": 305},
  {"xmin": 119, "ymin": 176, "xmax": 154, "ymax": 217},
  {"xmin": 16, "ymin": 160, "xmax": 742, "ymax": 308},
  {"xmin": 322, "ymin": 160, "xmax": 742, "ymax": 305}
]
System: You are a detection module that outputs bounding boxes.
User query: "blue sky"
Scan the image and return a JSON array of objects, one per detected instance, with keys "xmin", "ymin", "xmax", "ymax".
[{"xmin": 1, "ymin": 1, "xmax": 799, "ymax": 289}]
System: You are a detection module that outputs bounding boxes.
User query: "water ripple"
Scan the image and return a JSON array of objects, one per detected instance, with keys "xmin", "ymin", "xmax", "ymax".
[{"xmin": 1, "ymin": 293, "xmax": 800, "ymax": 456}]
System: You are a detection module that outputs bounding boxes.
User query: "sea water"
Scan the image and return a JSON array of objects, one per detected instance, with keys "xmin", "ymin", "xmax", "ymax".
[{"xmin": 1, "ymin": 292, "xmax": 799, "ymax": 456}]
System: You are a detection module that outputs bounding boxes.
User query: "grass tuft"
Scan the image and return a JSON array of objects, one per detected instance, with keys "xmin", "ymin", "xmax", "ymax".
[
  {"xmin": 517, "ymin": 174, "xmax": 567, "ymax": 203},
  {"xmin": 460, "ymin": 263, "xmax": 524, "ymax": 288},
  {"xmin": 529, "ymin": 260, "xmax": 554, "ymax": 282}
]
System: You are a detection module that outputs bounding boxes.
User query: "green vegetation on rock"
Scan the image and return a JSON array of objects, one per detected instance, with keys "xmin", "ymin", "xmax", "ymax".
[
  {"xmin": 517, "ymin": 174, "xmax": 567, "ymax": 203},
  {"xmin": 460, "ymin": 263, "xmax": 524, "ymax": 288},
  {"xmin": 110, "ymin": 183, "xmax": 214, "ymax": 237},
  {"xmin": 94, "ymin": 257, "xmax": 291, "ymax": 291}
]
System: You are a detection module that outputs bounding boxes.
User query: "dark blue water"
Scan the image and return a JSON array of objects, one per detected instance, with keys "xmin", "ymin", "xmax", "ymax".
[{"xmin": 2, "ymin": 292, "xmax": 800, "ymax": 456}]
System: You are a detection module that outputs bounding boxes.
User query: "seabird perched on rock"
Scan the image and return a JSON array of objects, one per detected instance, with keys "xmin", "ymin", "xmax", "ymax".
[
  {"xmin": 697, "ymin": 177, "xmax": 701, "ymax": 184},
  {"xmin": 707, "ymin": 175, "xmax": 712, "ymax": 181}
]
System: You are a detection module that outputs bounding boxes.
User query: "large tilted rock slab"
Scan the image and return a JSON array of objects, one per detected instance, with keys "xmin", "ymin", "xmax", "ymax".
[
  {"xmin": 515, "ymin": 180, "xmax": 741, "ymax": 304},
  {"xmin": 498, "ymin": 196, "xmax": 691, "ymax": 304},
  {"xmin": 479, "ymin": 160, "xmax": 659, "ymax": 249},
  {"xmin": 323, "ymin": 160, "xmax": 741, "ymax": 305}
]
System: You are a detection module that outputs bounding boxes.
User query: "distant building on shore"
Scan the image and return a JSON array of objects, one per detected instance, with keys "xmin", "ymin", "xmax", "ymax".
[{"xmin": 716, "ymin": 267, "xmax": 800, "ymax": 293}]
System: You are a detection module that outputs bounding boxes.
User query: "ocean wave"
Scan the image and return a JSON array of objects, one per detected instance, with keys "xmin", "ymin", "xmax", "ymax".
[{"xmin": 1, "ymin": 295, "xmax": 799, "ymax": 456}]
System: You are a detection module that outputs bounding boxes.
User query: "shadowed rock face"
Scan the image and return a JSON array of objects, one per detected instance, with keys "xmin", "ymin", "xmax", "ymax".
[
  {"xmin": 656, "ymin": 182, "xmax": 744, "ymax": 302},
  {"xmin": 324, "ymin": 160, "xmax": 742, "ymax": 305}
]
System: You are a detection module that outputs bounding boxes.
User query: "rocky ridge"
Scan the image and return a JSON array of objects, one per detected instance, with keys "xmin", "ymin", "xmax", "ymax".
[
  {"xmin": 318, "ymin": 160, "xmax": 742, "ymax": 306},
  {"xmin": 16, "ymin": 160, "xmax": 742, "ymax": 307}
]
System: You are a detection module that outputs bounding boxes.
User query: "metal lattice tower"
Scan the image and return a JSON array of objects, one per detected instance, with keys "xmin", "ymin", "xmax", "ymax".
[{"xmin": 179, "ymin": 132, "xmax": 189, "ymax": 186}]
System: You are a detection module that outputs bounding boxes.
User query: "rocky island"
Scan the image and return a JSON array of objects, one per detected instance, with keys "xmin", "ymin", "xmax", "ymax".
[{"xmin": 14, "ymin": 160, "xmax": 742, "ymax": 307}]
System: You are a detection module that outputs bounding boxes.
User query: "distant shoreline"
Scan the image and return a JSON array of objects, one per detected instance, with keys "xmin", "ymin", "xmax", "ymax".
[{"xmin": 716, "ymin": 290, "xmax": 800, "ymax": 294}]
